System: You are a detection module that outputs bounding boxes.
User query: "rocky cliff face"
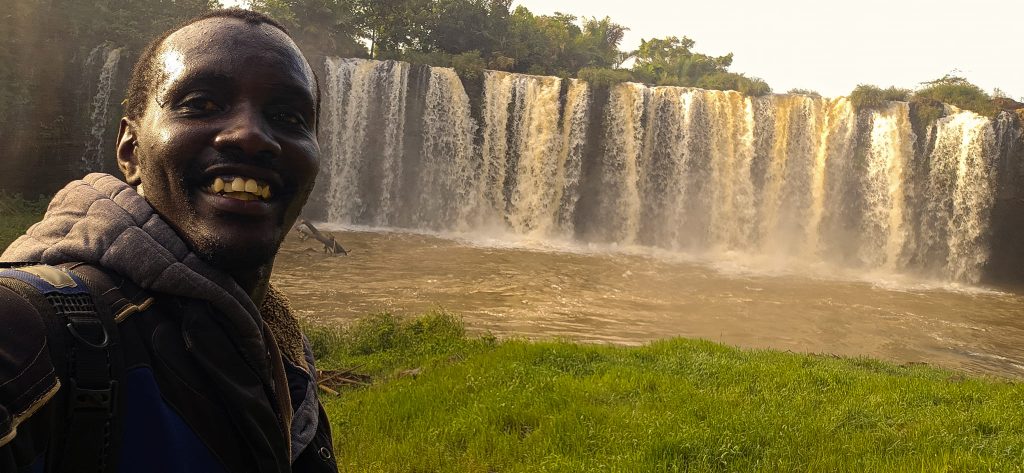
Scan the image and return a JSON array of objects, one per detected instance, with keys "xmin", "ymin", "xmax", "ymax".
[{"xmin": 987, "ymin": 110, "xmax": 1024, "ymax": 285}]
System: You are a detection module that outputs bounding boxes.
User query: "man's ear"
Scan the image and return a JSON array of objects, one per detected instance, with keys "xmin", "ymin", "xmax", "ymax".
[{"xmin": 116, "ymin": 117, "xmax": 142, "ymax": 185}]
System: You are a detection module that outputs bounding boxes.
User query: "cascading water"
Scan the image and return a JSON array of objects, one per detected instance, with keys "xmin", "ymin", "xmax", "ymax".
[
  {"xmin": 80, "ymin": 45, "xmax": 123, "ymax": 173},
  {"xmin": 416, "ymin": 67, "xmax": 477, "ymax": 230},
  {"xmin": 635, "ymin": 87, "xmax": 694, "ymax": 248},
  {"xmin": 321, "ymin": 58, "xmax": 409, "ymax": 226},
  {"xmin": 316, "ymin": 58, "xmax": 1015, "ymax": 284},
  {"xmin": 918, "ymin": 110, "xmax": 998, "ymax": 282},
  {"xmin": 756, "ymin": 95, "xmax": 827, "ymax": 255},
  {"xmin": 860, "ymin": 102, "xmax": 915, "ymax": 269},
  {"xmin": 598, "ymin": 82, "xmax": 646, "ymax": 244},
  {"xmin": 555, "ymin": 79, "xmax": 591, "ymax": 234},
  {"xmin": 475, "ymin": 71, "xmax": 565, "ymax": 234},
  {"xmin": 809, "ymin": 98, "xmax": 857, "ymax": 260}
]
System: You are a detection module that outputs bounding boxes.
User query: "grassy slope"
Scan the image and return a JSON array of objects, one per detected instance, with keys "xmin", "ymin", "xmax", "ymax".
[{"xmin": 311, "ymin": 313, "xmax": 1024, "ymax": 473}]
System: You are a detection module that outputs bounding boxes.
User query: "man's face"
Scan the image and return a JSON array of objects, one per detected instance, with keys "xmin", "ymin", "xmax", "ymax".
[{"xmin": 119, "ymin": 18, "xmax": 319, "ymax": 270}]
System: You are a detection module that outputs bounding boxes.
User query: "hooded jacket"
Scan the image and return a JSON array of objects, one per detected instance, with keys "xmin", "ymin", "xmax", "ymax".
[{"xmin": 0, "ymin": 173, "xmax": 336, "ymax": 472}]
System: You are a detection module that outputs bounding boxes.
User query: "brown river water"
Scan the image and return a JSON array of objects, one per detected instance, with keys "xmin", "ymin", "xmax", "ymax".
[{"xmin": 272, "ymin": 227, "xmax": 1024, "ymax": 378}]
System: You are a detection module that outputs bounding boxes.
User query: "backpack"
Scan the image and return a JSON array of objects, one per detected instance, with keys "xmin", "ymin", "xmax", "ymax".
[{"xmin": 0, "ymin": 262, "xmax": 136, "ymax": 473}]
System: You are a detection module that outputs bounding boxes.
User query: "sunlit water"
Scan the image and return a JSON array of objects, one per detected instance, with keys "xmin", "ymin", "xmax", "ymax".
[{"xmin": 272, "ymin": 227, "xmax": 1024, "ymax": 378}]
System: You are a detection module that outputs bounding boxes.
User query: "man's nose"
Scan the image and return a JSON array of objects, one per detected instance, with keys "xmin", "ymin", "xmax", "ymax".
[{"xmin": 213, "ymin": 105, "xmax": 282, "ymax": 158}]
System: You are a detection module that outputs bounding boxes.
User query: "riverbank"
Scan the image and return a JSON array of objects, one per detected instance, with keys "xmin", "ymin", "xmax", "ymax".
[{"xmin": 312, "ymin": 312, "xmax": 1024, "ymax": 472}]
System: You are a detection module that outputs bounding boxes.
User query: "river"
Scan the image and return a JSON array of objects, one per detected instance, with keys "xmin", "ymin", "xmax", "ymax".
[{"xmin": 272, "ymin": 227, "xmax": 1024, "ymax": 379}]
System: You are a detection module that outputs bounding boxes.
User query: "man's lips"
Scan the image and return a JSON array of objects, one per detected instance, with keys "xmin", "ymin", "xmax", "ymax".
[
  {"xmin": 198, "ymin": 189, "xmax": 274, "ymax": 217},
  {"xmin": 205, "ymin": 176, "xmax": 274, "ymax": 200},
  {"xmin": 188, "ymin": 163, "xmax": 295, "ymax": 219},
  {"xmin": 200, "ymin": 163, "xmax": 285, "ymax": 190}
]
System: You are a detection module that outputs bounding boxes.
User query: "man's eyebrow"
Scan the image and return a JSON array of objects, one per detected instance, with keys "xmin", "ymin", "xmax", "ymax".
[
  {"xmin": 268, "ymin": 82, "xmax": 316, "ymax": 109},
  {"xmin": 159, "ymin": 71, "xmax": 233, "ymax": 100}
]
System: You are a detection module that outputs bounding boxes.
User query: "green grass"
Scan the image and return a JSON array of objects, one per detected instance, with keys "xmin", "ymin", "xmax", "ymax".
[
  {"xmin": 0, "ymin": 193, "xmax": 47, "ymax": 251},
  {"xmin": 313, "ymin": 312, "xmax": 1024, "ymax": 472}
]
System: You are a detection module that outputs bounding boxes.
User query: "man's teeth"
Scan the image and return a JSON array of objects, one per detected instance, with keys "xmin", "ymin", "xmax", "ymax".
[{"xmin": 205, "ymin": 176, "xmax": 273, "ymax": 201}]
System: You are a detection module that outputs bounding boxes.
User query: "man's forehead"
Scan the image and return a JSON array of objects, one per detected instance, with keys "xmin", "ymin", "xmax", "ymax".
[{"xmin": 157, "ymin": 18, "xmax": 314, "ymax": 86}]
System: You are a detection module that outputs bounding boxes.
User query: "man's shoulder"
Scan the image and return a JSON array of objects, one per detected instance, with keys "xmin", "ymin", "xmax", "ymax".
[{"xmin": 0, "ymin": 272, "xmax": 60, "ymax": 448}]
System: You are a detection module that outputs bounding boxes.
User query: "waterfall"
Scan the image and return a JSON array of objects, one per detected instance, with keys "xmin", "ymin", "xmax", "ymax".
[
  {"xmin": 599, "ymin": 83, "xmax": 646, "ymax": 244},
  {"xmin": 556, "ymin": 79, "xmax": 591, "ymax": 234},
  {"xmin": 416, "ymin": 67, "xmax": 477, "ymax": 230},
  {"xmin": 919, "ymin": 111, "xmax": 998, "ymax": 282},
  {"xmin": 638, "ymin": 88, "xmax": 696, "ymax": 249},
  {"xmin": 317, "ymin": 57, "xmax": 1018, "ymax": 283},
  {"xmin": 80, "ymin": 45, "xmax": 123, "ymax": 173},
  {"xmin": 477, "ymin": 72, "xmax": 590, "ymax": 237},
  {"xmin": 860, "ymin": 102, "xmax": 915, "ymax": 269},
  {"xmin": 757, "ymin": 95, "xmax": 826, "ymax": 255},
  {"xmin": 811, "ymin": 98, "xmax": 858, "ymax": 261},
  {"xmin": 321, "ymin": 58, "xmax": 409, "ymax": 225}
]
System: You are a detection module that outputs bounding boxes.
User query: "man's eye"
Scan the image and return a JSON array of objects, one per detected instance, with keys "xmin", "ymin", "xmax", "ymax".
[
  {"xmin": 271, "ymin": 111, "xmax": 305, "ymax": 127},
  {"xmin": 180, "ymin": 98, "xmax": 222, "ymax": 113}
]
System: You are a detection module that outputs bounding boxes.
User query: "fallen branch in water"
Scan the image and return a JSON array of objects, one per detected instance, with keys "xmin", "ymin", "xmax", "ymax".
[{"xmin": 295, "ymin": 219, "xmax": 348, "ymax": 255}]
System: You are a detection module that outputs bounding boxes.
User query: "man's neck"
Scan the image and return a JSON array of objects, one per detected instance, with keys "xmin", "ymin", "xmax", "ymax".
[{"xmin": 230, "ymin": 262, "xmax": 274, "ymax": 307}]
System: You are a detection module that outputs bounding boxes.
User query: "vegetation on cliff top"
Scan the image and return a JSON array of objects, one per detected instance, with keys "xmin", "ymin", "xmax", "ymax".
[
  {"xmin": 850, "ymin": 75, "xmax": 1008, "ymax": 120},
  {"xmin": 314, "ymin": 312, "xmax": 1024, "ymax": 472}
]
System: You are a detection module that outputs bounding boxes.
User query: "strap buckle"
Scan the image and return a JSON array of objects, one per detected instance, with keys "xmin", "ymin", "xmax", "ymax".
[
  {"xmin": 69, "ymin": 380, "xmax": 117, "ymax": 412},
  {"xmin": 66, "ymin": 315, "xmax": 110, "ymax": 349}
]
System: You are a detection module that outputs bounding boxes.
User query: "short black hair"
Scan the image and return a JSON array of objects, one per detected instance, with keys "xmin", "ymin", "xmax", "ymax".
[{"xmin": 124, "ymin": 8, "xmax": 319, "ymax": 124}]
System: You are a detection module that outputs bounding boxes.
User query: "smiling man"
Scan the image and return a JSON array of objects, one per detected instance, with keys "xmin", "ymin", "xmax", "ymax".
[{"xmin": 0, "ymin": 9, "xmax": 336, "ymax": 473}]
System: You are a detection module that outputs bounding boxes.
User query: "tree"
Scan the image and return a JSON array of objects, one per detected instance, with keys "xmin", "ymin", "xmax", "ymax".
[
  {"xmin": 420, "ymin": 0, "xmax": 511, "ymax": 57},
  {"xmin": 630, "ymin": 36, "xmax": 732, "ymax": 87},
  {"xmin": 352, "ymin": 0, "xmax": 430, "ymax": 58},
  {"xmin": 575, "ymin": 17, "xmax": 627, "ymax": 69},
  {"xmin": 249, "ymin": 0, "xmax": 368, "ymax": 59}
]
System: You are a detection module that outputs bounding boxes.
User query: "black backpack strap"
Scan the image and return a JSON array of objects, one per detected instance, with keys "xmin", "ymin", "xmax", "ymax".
[{"xmin": 0, "ymin": 263, "xmax": 124, "ymax": 473}]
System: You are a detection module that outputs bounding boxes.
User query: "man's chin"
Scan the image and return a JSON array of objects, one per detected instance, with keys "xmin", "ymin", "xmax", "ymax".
[{"xmin": 191, "ymin": 234, "xmax": 280, "ymax": 274}]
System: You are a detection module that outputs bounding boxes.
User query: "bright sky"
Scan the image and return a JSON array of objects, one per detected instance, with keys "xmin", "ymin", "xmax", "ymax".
[
  {"xmin": 222, "ymin": 0, "xmax": 1023, "ymax": 100},
  {"xmin": 515, "ymin": 0, "xmax": 1024, "ymax": 100}
]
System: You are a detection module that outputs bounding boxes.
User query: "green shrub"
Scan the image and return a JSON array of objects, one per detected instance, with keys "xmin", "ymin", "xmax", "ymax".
[
  {"xmin": 450, "ymin": 51, "xmax": 487, "ymax": 81},
  {"xmin": 909, "ymin": 96, "xmax": 945, "ymax": 127},
  {"xmin": 787, "ymin": 88, "xmax": 821, "ymax": 97},
  {"xmin": 736, "ymin": 76, "xmax": 772, "ymax": 97},
  {"xmin": 526, "ymin": 64, "xmax": 547, "ymax": 76},
  {"xmin": 655, "ymin": 75, "xmax": 685, "ymax": 87},
  {"xmin": 913, "ymin": 75, "xmax": 997, "ymax": 116},
  {"xmin": 577, "ymin": 67, "xmax": 633, "ymax": 87},
  {"xmin": 849, "ymin": 84, "xmax": 911, "ymax": 110},
  {"xmin": 697, "ymin": 72, "xmax": 772, "ymax": 96},
  {"xmin": 628, "ymin": 68, "xmax": 657, "ymax": 85},
  {"xmin": 487, "ymin": 54, "xmax": 515, "ymax": 72}
]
